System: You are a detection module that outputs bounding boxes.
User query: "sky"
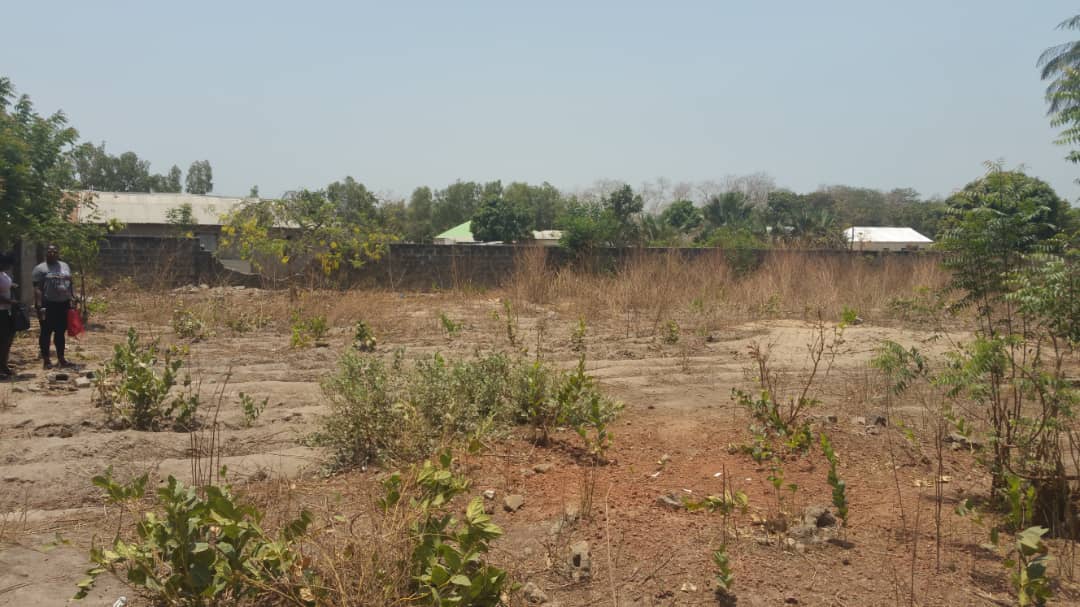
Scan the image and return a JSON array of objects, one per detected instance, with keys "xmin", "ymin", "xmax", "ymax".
[{"xmin": 3, "ymin": 1, "xmax": 1078, "ymax": 202}]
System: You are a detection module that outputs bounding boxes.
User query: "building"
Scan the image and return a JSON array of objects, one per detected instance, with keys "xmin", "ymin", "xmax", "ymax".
[
  {"xmin": 73, "ymin": 191, "xmax": 254, "ymax": 253},
  {"xmin": 434, "ymin": 221, "xmax": 563, "ymax": 246},
  {"xmin": 844, "ymin": 226, "xmax": 933, "ymax": 252}
]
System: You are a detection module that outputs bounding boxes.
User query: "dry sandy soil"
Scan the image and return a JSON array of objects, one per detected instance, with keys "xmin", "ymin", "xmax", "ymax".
[{"xmin": 1, "ymin": 287, "xmax": 1078, "ymax": 606}]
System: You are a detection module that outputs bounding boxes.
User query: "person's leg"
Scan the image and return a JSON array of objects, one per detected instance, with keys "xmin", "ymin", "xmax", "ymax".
[
  {"xmin": 47, "ymin": 301, "xmax": 68, "ymax": 365},
  {"xmin": 0, "ymin": 313, "xmax": 12, "ymax": 375},
  {"xmin": 39, "ymin": 307, "xmax": 52, "ymax": 367}
]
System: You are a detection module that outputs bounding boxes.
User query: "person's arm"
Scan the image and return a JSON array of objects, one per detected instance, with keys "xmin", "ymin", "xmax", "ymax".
[{"xmin": 31, "ymin": 267, "xmax": 45, "ymax": 319}]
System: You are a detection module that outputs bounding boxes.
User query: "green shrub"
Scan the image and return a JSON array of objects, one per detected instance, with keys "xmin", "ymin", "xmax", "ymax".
[
  {"xmin": 239, "ymin": 392, "xmax": 267, "ymax": 426},
  {"xmin": 290, "ymin": 313, "xmax": 329, "ymax": 348},
  {"xmin": 76, "ymin": 476, "xmax": 314, "ymax": 605},
  {"xmin": 382, "ymin": 452, "xmax": 509, "ymax": 606},
  {"xmin": 95, "ymin": 328, "xmax": 198, "ymax": 431},
  {"xmin": 172, "ymin": 306, "xmax": 209, "ymax": 340},
  {"xmin": 316, "ymin": 352, "xmax": 412, "ymax": 469},
  {"xmin": 353, "ymin": 320, "xmax": 377, "ymax": 352}
]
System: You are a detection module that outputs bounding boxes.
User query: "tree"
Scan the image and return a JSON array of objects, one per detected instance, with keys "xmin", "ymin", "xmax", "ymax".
[
  {"xmin": 470, "ymin": 197, "xmax": 532, "ymax": 242},
  {"xmin": 220, "ymin": 189, "xmax": 398, "ymax": 276},
  {"xmin": 703, "ymin": 192, "xmax": 754, "ymax": 230},
  {"xmin": 1040, "ymin": 14, "xmax": 1080, "ymax": 167},
  {"xmin": 503, "ymin": 181, "xmax": 564, "ymax": 230},
  {"xmin": 557, "ymin": 199, "xmax": 618, "ymax": 256},
  {"xmin": 432, "ymin": 181, "xmax": 483, "ymax": 233},
  {"xmin": 326, "ymin": 176, "xmax": 378, "ymax": 224},
  {"xmin": 659, "ymin": 199, "xmax": 702, "ymax": 232},
  {"xmin": 248, "ymin": 185, "xmax": 259, "ymax": 198},
  {"xmin": 0, "ymin": 76, "xmax": 79, "ymax": 250},
  {"xmin": 167, "ymin": 166, "xmax": 183, "ymax": 193},
  {"xmin": 405, "ymin": 186, "xmax": 435, "ymax": 243},
  {"xmin": 603, "ymin": 185, "xmax": 644, "ymax": 246},
  {"xmin": 185, "ymin": 160, "xmax": 213, "ymax": 194},
  {"xmin": 165, "ymin": 203, "xmax": 197, "ymax": 236},
  {"xmin": 940, "ymin": 167, "xmax": 1067, "ymax": 318}
]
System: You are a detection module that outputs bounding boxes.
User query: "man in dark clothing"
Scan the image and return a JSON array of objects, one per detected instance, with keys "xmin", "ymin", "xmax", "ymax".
[{"xmin": 32, "ymin": 244, "xmax": 76, "ymax": 369}]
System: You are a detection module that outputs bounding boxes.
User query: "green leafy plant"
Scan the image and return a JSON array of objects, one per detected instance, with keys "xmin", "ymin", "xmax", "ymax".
[
  {"xmin": 353, "ymin": 320, "xmax": 377, "ymax": 352},
  {"xmin": 380, "ymin": 452, "xmax": 509, "ymax": 607},
  {"xmin": 239, "ymin": 392, "xmax": 267, "ymax": 426},
  {"xmin": 684, "ymin": 490, "xmax": 749, "ymax": 515},
  {"xmin": 558, "ymin": 355, "xmax": 623, "ymax": 461},
  {"xmin": 840, "ymin": 305, "xmax": 859, "ymax": 326},
  {"xmin": 501, "ymin": 299, "xmax": 518, "ymax": 347},
  {"xmin": 289, "ymin": 312, "xmax": 329, "ymax": 348},
  {"xmin": 172, "ymin": 307, "xmax": 208, "ymax": 340},
  {"xmin": 570, "ymin": 318, "xmax": 587, "ymax": 354},
  {"xmin": 661, "ymin": 319, "xmax": 680, "ymax": 345},
  {"xmin": 95, "ymin": 328, "xmax": 198, "ymax": 431},
  {"xmin": 820, "ymin": 433, "xmax": 848, "ymax": 528},
  {"xmin": 712, "ymin": 545, "xmax": 735, "ymax": 591},
  {"xmin": 1005, "ymin": 526, "xmax": 1053, "ymax": 607},
  {"xmin": 75, "ymin": 476, "xmax": 315, "ymax": 605},
  {"xmin": 439, "ymin": 312, "xmax": 461, "ymax": 340}
]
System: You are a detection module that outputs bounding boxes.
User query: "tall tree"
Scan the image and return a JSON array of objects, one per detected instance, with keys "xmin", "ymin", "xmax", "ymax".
[
  {"xmin": 185, "ymin": 160, "xmax": 213, "ymax": 194},
  {"xmin": 470, "ymin": 196, "xmax": 532, "ymax": 242},
  {"xmin": 405, "ymin": 186, "xmax": 435, "ymax": 242},
  {"xmin": 0, "ymin": 77, "xmax": 79, "ymax": 249},
  {"xmin": 166, "ymin": 165, "xmax": 183, "ymax": 192},
  {"xmin": 326, "ymin": 176, "xmax": 378, "ymax": 223}
]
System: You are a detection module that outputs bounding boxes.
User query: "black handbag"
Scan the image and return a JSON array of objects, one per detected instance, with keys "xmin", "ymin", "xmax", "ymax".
[{"xmin": 12, "ymin": 302, "xmax": 31, "ymax": 332}]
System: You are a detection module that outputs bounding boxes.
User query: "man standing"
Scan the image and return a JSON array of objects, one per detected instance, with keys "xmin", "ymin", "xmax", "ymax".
[{"xmin": 32, "ymin": 244, "xmax": 76, "ymax": 369}]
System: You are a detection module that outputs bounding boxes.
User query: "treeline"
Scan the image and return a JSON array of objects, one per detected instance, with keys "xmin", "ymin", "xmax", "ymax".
[
  {"xmin": 72, "ymin": 143, "xmax": 214, "ymax": 195},
  {"xmin": 279, "ymin": 177, "xmax": 951, "ymax": 251}
]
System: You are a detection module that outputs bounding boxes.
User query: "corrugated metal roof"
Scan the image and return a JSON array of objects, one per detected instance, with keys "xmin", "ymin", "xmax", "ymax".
[
  {"xmin": 74, "ymin": 192, "xmax": 251, "ymax": 225},
  {"xmin": 844, "ymin": 226, "xmax": 933, "ymax": 244}
]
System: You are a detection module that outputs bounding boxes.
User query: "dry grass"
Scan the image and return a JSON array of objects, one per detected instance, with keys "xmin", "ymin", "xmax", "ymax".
[
  {"xmin": 508, "ymin": 250, "xmax": 948, "ymax": 335},
  {"xmin": 103, "ymin": 251, "xmax": 948, "ymax": 347}
]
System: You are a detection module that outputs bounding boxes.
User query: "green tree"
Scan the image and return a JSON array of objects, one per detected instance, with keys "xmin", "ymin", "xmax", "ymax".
[
  {"xmin": 433, "ymin": 181, "xmax": 482, "ymax": 233},
  {"xmin": 603, "ymin": 184, "xmax": 644, "ymax": 246},
  {"xmin": 326, "ymin": 176, "xmax": 378, "ymax": 223},
  {"xmin": 165, "ymin": 203, "xmax": 197, "ymax": 236},
  {"xmin": 185, "ymin": 160, "xmax": 213, "ymax": 194},
  {"xmin": 939, "ymin": 166, "xmax": 1067, "ymax": 322},
  {"xmin": 470, "ymin": 197, "xmax": 532, "ymax": 242},
  {"xmin": 166, "ymin": 165, "xmax": 183, "ymax": 193},
  {"xmin": 1040, "ymin": 14, "xmax": 1080, "ymax": 166},
  {"xmin": 248, "ymin": 184, "xmax": 259, "ymax": 198},
  {"xmin": 557, "ymin": 199, "xmax": 618, "ymax": 256},
  {"xmin": 405, "ymin": 186, "xmax": 435, "ymax": 242},
  {"xmin": 503, "ymin": 181, "xmax": 564, "ymax": 230},
  {"xmin": 660, "ymin": 199, "xmax": 702, "ymax": 232},
  {"xmin": 703, "ymin": 192, "xmax": 755, "ymax": 230},
  {"xmin": 0, "ymin": 77, "xmax": 79, "ymax": 250}
]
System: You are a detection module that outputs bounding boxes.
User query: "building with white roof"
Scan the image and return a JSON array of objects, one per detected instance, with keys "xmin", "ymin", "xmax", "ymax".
[
  {"xmin": 844, "ymin": 226, "xmax": 933, "ymax": 252},
  {"xmin": 72, "ymin": 191, "xmax": 254, "ymax": 252}
]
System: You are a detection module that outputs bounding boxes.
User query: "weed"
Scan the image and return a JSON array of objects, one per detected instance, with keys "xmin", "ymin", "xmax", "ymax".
[
  {"xmin": 75, "ymin": 475, "xmax": 314, "ymax": 605},
  {"xmin": 661, "ymin": 319, "xmax": 680, "ymax": 344},
  {"xmin": 1006, "ymin": 526, "xmax": 1053, "ymax": 606},
  {"xmin": 353, "ymin": 320, "xmax": 377, "ymax": 352},
  {"xmin": 172, "ymin": 306, "xmax": 208, "ymax": 340},
  {"xmin": 438, "ymin": 312, "xmax": 461, "ymax": 339},
  {"xmin": 501, "ymin": 299, "xmax": 518, "ymax": 347},
  {"xmin": 289, "ymin": 312, "xmax": 329, "ymax": 348},
  {"xmin": 712, "ymin": 545, "xmax": 735, "ymax": 591},
  {"xmin": 820, "ymin": 433, "xmax": 848, "ymax": 529},
  {"xmin": 380, "ymin": 452, "xmax": 510, "ymax": 606},
  {"xmin": 840, "ymin": 305, "xmax": 859, "ymax": 325},
  {"xmin": 570, "ymin": 318, "xmax": 587, "ymax": 353},
  {"xmin": 239, "ymin": 391, "xmax": 267, "ymax": 426},
  {"xmin": 95, "ymin": 328, "xmax": 198, "ymax": 431}
]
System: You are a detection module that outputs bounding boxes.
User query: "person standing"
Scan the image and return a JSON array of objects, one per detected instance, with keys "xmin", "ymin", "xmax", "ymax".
[
  {"xmin": 0, "ymin": 253, "xmax": 15, "ymax": 378},
  {"xmin": 32, "ymin": 244, "xmax": 76, "ymax": 369}
]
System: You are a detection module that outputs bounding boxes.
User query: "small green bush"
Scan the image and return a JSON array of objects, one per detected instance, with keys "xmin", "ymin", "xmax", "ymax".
[
  {"xmin": 76, "ymin": 476, "xmax": 315, "ymax": 605},
  {"xmin": 353, "ymin": 320, "xmax": 377, "ymax": 352},
  {"xmin": 290, "ymin": 312, "xmax": 329, "ymax": 348},
  {"xmin": 172, "ymin": 307, "xmax": 208, "ymax": 340},
  {"xmin": 95, "ymin": 328, "xmax": 198, "ymax": 431}
]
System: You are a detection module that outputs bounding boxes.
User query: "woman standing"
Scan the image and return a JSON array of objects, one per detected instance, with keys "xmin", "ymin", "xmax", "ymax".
[{"xmin": 0, "ymin": 253, "xmax": 15, "ymax": 378}]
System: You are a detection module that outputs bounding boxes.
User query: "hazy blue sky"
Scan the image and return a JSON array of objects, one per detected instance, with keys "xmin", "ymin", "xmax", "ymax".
[{"xmin": 3, "ymin": 1, "xmax": 1078, "ymax": 201}]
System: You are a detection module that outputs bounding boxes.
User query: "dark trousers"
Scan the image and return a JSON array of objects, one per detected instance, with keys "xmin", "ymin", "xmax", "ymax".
[
  {"xmin": 0, "ymin": 310, "xmax": 13, "ymax": 372},
  {"xmin": 39, "ymin": 300, "xmax": 69, "ymax": 362}
]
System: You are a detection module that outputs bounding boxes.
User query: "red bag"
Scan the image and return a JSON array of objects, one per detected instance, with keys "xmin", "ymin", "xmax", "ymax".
[{"xmin": 67, "ymin": 308, "xmax": 85, "ymax": 339}]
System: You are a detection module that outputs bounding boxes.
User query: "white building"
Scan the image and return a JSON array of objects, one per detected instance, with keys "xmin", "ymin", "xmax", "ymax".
[{"xmin": 844, "ymin": 226, "xmax": 933, "ymax": 252}]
